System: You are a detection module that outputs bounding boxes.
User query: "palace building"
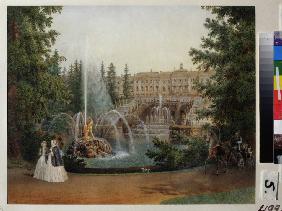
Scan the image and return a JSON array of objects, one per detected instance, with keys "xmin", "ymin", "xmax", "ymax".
[{"xmin": 116, "ymin": 63, "xmax": 213, "ymax": 100}]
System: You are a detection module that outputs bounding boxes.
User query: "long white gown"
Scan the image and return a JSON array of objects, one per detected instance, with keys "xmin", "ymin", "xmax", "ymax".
[
  {"xmin": 33, "ymin": 146, "xmax": 48, "ymax": 181},
  {"xmin": 44, "ymin": 150, "xmax": 68, "ymax": 182}
]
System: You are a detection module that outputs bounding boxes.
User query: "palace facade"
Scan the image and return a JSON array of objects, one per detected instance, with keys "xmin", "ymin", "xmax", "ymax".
[{"xmin": 116, "ymin": 64, "xmax": 213, "ymax": 100}]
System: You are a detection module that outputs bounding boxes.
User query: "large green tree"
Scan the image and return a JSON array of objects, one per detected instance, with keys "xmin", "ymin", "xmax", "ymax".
[
  {"xmin": 7, "ymin": 6, "xmax": 70, "ymax": 158},
  {"xmin": 106, "ymin": 63, "xmax": 118, "ymax": 105},
  {"xmin": 189, "ymin": 6, "xmax": 255, "ymax": 142},
  {"xmin": 122, "ymin": 64, "xmax": 132, "ymax": 100}
]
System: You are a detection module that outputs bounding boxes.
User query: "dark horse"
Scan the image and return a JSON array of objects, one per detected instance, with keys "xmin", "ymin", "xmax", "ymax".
[{"xmin": 204, "ymin": 130, "xmax": 228, "ymax": 175}]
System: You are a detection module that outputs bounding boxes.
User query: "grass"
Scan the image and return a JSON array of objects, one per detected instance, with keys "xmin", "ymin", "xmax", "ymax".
[
  {"xmin": 7, "ymin": 158, "xmax": 34, "ymax": 170},
  {"xmin": 160, "ymin": 187, "xmax": 255, "ymax": 204}
]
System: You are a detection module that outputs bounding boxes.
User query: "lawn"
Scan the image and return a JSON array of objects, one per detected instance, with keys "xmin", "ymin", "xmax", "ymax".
[{"xmin": 161, "ymin": 187, "xmax": 255, "ymax": 204}]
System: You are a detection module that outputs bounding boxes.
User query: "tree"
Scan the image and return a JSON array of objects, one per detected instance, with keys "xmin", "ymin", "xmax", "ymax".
[
  {"xmin": 106, "ymin": 63, "xmax": 118, "ymax": 105},
  {"xmin": 65, "ymin": 60, "xmax": 83, "ymax": 114},
  {"xmin": 122, "ymin": 64, "xmax": 132, "ymax": 100},
  {"xmin": 7, "ymin": 6, "xmax": 70, "ymax": 158},
  {"xmin": 100, "ymin": 61, "xmax": 105, "ymax": 81},
  {"xmin": 46, "ymin": 49, "xmax": 66, "ymax": 76},
  {"xmin": 189, "ymin": 6, "xmax": 255, "ymax": 142}
]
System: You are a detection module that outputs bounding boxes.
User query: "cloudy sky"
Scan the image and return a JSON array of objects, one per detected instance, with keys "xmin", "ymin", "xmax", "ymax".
[{"xmin": 52, "ymin": 5, "xmax": 209, "ymax": 75}]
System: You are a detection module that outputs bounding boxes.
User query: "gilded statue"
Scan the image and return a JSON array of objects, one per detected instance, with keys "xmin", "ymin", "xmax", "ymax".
[{"xmin": 83, "ymin": 117, "xmax": 94, "ymax": 141}]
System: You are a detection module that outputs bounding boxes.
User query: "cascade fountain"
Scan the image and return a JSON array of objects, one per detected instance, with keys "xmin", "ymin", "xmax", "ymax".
[{"xmin": 140, "ymin": 94, "xmax": 171, "ymax": 141}]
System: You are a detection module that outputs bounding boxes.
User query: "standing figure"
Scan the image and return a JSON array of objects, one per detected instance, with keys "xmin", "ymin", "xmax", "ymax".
[
  {"xmin": 51, "ymin": 139, "xmax": 64, "ymax": 167},
  {"xmin": 33, "ymin": 141, "xmax": 48, "ymax": 181},
  {"xmin": 45, "ymin": 139, "xmax": 68, "ymax": 182},
  {"xmin": 231, "ymin": 131, "xmax": 243, "ymax": 151}
]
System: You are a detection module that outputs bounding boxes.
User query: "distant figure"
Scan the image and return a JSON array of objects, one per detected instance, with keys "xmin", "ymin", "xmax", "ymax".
[
  {"xmin": 45, "ymin": 139, "xmax": 68, "ymax": 182},
  {"xmin": 57, "ymin": 136, "xmax": 64, "ymax": 159},
  {"xmin": 231, "ymin": 131, "xmax": 243, "ymax": 151}
]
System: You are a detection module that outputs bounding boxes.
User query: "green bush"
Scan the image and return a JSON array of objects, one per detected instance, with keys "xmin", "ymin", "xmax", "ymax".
[
  {"xmin": 146, "ymin": 135, "xmax": 208, "ymax": 170},
  {"xmin": 21, "ymin": 129, "xmax": 52, "ymax": 162},
  {"xmin": 170, "ymin": 130, "xmax": 190, "ymax": 144},
  {"xmin": 146, "ymin": 137, "xmax": 183, "ymax": 170},
  {"xmin": 181, "ymin": 138, "xmax": 209, "ymax": 167}
]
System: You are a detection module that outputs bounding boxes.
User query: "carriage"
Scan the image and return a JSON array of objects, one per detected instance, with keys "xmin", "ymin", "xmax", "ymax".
[{"xmin": 204, "ymin": 130, "xmax": 255, "ymax": 175}]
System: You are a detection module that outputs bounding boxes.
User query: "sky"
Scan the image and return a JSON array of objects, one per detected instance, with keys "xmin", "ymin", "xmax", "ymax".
[{"xmin": 52, "ymin": 6, "xmax": 209, "ymax": 76}]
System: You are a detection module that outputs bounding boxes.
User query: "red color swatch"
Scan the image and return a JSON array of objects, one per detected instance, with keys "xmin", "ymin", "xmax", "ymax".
[{"xmin": 274, "ymin": 90, "xmax": 282, "ymax": 120}]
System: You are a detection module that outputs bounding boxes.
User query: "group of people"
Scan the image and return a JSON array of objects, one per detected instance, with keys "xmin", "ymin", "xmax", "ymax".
[{"xmin": 33, "ymin": 137, "xmax": 68, "ymax": 182}]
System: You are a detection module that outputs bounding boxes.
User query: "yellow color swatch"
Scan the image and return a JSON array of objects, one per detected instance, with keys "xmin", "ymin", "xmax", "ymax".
[{"xmin": 274, "ymin": 76, "xmax": 282, "ymax": 90}]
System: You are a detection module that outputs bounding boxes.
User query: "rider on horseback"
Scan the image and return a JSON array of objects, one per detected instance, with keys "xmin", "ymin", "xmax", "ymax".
[{"xmin": 231, "ymin": 131, "xmax": 243, "ymax": 151}]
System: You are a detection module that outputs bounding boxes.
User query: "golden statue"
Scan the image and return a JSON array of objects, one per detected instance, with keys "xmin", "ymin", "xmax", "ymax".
[{"xmin": 83, "ymin": 117, "xmax": 94, "ymax": 141}]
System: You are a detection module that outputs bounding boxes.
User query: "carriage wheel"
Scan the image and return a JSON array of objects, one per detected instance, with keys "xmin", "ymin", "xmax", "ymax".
[
  {"xmin": 228, "ymin": 151, "xmax": 237, "ymax": 167},
  {"xmin": 237, "ymin": 153, "xmax": 245, "ymax": 168},
  {"xmin": 246, "ymin": 155, "xmax": 255, "ymax": 168}
]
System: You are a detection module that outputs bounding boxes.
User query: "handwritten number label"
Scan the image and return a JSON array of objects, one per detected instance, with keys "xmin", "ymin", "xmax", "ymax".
[
  {"xmin": 261, "ymin": 171, "xmax": 279, "ymax": 200},
  {"xmin": 265, "ymin": 180, "xmax": 276, "ymax": 192},
  {"xmin": 258, "ymin": 205, "xmax": 281, "ymax": 211}
]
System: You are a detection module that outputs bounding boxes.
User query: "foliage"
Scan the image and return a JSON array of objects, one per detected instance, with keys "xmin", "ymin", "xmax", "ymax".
[
  {"xmin": 122, "ymin": 64, "xmax": 132, "ymax": 99},
  {"xmin": 146, "ymin": 136, "xmax": 208, "ymax": 170},
  {"xmin": 21, "ymin": 130, "xmax": 53, "ymax": 162},
  {"xmin": 170, "ymin": 130, "xmax": 190, "ymax": 144},
  {"xmin": 65, "ymin": 60, "xmax": 83, "ymax": 114},
  {"xmin": 146, "ymin": 137, "xmax": 183, "ymax": 170},
  {"xmin": 181, "ymin": 138, "xmax": 209, "ymax": 167},
  {"xmin": 46, "ymin": 49, "xmax": 66, "ymax": 76},
  {"xmin": 63, "ymin": 142, "xmax": 86, "ymax": 172},
  {"xmin": 106, "ymin": 62, "xmax": 118, "ymax": 105},
  {"xmin": 7, "ymin": 6, "xmax": 70, "ymax": 158},
  {"xmin": 189, "ymin": 6, "xmax": 255, "ymax": 142}
]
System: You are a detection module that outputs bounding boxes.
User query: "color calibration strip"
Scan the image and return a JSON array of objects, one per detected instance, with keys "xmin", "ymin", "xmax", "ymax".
[
  {"xmin": 274, "ymin": 32, "xmax": 282, "ymax": 129},
  {"xmin": 260, "ymin": 33, "xmax": 274, "ymax": 163},
  {"xmin": 274, "ymin": 32, "xmax": 282, "ymax": 164}
]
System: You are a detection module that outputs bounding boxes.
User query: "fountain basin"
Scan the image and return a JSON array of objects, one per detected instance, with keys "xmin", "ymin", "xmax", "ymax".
[{"xmin": 84, "ymin": 139, "xmax": 155, "ymax": 168}]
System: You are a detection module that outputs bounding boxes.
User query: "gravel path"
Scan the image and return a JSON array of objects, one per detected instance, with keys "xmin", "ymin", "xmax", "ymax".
[{"xmin": 8, "ymin": 167, "xmax": 255, "ymax": 204}]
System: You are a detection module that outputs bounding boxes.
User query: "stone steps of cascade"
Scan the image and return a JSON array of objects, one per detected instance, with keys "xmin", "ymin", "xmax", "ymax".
[
  {"xmin": 116, "ymin": 102, "xmax": 136, "ymax": 115},
  {"xmin": 116, "ymin": 106, "xmax": 130, "ymax": 115}
]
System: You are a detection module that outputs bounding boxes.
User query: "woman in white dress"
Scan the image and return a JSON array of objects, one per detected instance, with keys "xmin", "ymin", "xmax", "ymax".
[
  {"xmin": 45, "ymin": 139, "xmax": 68, "ymax": 182},
  {"xmin": 33, "ymin": 141, "xmax": 48, "ymax": 181}
]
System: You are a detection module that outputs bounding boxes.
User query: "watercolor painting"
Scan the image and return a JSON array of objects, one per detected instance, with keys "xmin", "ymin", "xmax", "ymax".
[{"xmin": 7, "ymin": 5, "xmax": 255, "ymax": 204}]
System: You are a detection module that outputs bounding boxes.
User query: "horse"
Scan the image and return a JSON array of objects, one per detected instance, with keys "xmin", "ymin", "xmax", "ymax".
[{"xmin": 204, "ymin": 130, "xmax": 228, "ymax": 175}]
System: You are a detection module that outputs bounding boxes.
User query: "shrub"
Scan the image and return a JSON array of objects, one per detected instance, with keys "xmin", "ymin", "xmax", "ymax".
[
  {"xmin": 21, "ymin": 129, "xmax": 52, "ymax": 162},
  {"xmin": 146, "ymin": 137, "xmax": 183, "ymax": 170},
  {"xmin": 146, "ymin": 135, "xmax": 209, "ymax": 170},
  {"xmin": 63, "ymin": 142, "xmax": 86, "ymax": 172},
  {"xmin": 181, "ymin": 138, "xmax": 209, "ymax": 167}
]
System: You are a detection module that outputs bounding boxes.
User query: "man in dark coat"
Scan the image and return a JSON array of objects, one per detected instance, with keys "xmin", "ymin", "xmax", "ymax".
[{"xmin": 51, "ymin": 140, "xmax": 64, "ymax": 167}]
